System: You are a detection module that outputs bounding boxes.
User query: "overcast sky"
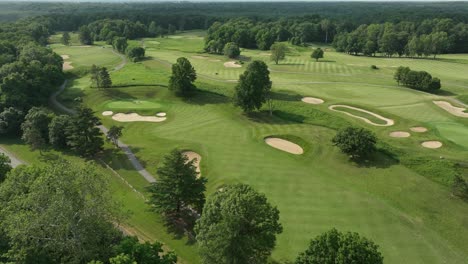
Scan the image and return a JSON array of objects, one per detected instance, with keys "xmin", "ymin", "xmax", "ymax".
[{"xmin": 1, "ymin": 0, "xmax": 468, "ymax": 2}]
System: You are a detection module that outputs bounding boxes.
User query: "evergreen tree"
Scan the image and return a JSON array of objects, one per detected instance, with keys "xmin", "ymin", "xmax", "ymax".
[
  {"xmin": 147, "ymin": 149, "xmax": 207, "ymax": 218},
  {"xmin": 107, "ymin": 126, "xmax": 123, "ymax": 147},
  {"xmin": 66, "ymin": 107, "xmax": 104, "ymax": 157},
  {"xmin": 98, "ymin": 67, "xmax": 112, "ymax": 88},
  {"xmin": 61, "ymin": 32, "xmax": 71, "ymax": 46},
  {"xmin": 168, "ymin": 57, "xmax": 197, "ymax": 97},
  {"xmin": 78, "ymin": 25, "xmax": 93, "ymax": 45},
  {"xmin": 48, "ymin": 115, "xmax": 72, "ymax": 149}
]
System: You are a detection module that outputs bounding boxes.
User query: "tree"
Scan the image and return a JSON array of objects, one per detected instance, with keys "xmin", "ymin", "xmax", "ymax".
[
  {"xmin": 195, "ymin": 184, "xmax": 283, "ymax": 264},
  {"xmin": 452, "ymin": 175, "xmax": 468, "ymax": 201},
  {"xmin": 21, "ymin": 107, "xmax": 52, "ymax": 152},
  {"xmin": 99, "ymin": 67, "xmax": 112, "ymax": 88},
  {"xmin": 295, "ymin": 228, "xmax": 383, "ymax": 264},
  {"xmin": 112, "ymin": 37, "xmax": 128, "ymax": 54},
  {"xmin": 394, "ymin": 66, "xmax": 410, "ymax": 85},
  {"xmin": 107, "ymin": 126, "xmax": 123, "ymax": 147},
  {"xmin": 125, "ymin": 46, "xmax": 145, "ymax": 62},
  {"xmin": 0, "ymin": 153, "xmax": 12, "ymax": 182},
  {"xmin": 110, "ymin": 236, "xmax": 177, "ymax": 264},
  {"xmin": 0, "ymin": 160, "xmax": 121, "ymax": 263},
  {"xmin": 223, "ymin": 42, "xmax": 240, "ymax": 58},
  {"xmin": 332, "ymin": 127, "xmax": 377, "ymax": 160},
  {"xmin": 429, "ymin": 31, "xmax": 449, "ymax": 59},
  {"xmin": 311, "ymin": 48, "xmax": 324, "ymax": 62},
  {"xmin": 0, "ymin": 107, "xmax": 24, "ymax": 136},
  {"xmin": 168, "ymin": 24, "xmax": 177, "ymax": 35},
  {"xmin": 321, "ymin": 19, "xmax": 331, "ymax": 43},
  {"xmin": 90, "ymin": 64, "xmax": 100, "ymax": 88},
  {"xmin": 48, "ymin": 115, "xmax": 72, "ymax": 149},
  {"xmin": 61, "ymin": 32, "xmax": 71, "ymax": 46},
  {"xmin": 234, "ymin": 60, "xmax": 272, "ymax": 113},
  {"xmin": 270, "ymin": 42, "xmax": 287, "ymax": 65},
  {"xmin": 66, "ymin": 107, "xmax": 104, "ymax": 157},
  {"xmin": 78, "ymin": 25, "xmax": 93, "ymax": 45},
  {"xmin": 148, "ymin": 21, "xmax": 158, "ymax": 37},
  {"xmin": 168, "ymin": 57, "xmax": 197, "ymax": 97},
  {"xmin": 147, "ymin": 149, "xmax": 207, "ymax": 218}
]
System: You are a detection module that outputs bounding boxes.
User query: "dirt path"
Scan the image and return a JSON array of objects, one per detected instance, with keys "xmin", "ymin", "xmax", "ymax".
[{"xmin": 0, "ymin": 146, "xmax": 25, "ymax": 168}]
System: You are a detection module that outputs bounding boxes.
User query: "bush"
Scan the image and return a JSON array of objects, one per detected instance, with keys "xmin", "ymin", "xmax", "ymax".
[
  {"xmin": 371, "ymin": 65, "xmax": 378, "ymax": 69},
  {"xmin": 332, "ymin": 127, "xmax": 377, "ymax": 160},
  {"xmin": 394, "ymin": 66, "xmax": 441, "ymax": 92}
]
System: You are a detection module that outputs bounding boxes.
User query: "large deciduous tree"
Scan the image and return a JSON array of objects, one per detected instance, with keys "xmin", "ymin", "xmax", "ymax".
[
  {"xmin": 112, "ymin": 37, "xmax": 128, "ymax": 54},
  {"xmin": 147, "ymin": 149, "xmax": 207, "ymax": 218},
  {"xmin": 0, "ymin": 160, "xmax": 121, "ymax": 263},
  {"xmin": 109, "ymin": 236, "xmax": 177, "ymax": 264},
  {"xmin": 169, "ymin": 57, "xmax": 197, "ymax": 97},
  {"xmin": 0, "ymin": 107, "xmax": 24, "ymax": 136},
  {"xmin": 295, "ymin": 228, "xmax": 384, "ymax": 264},
  {"xmin": 223, "ymin": 42, "xmax": 240, "ymax": 58},
  {"xmin": 234, "ymin": 60, "xmax": 272, "ymax": 113},
  {"xmin": 126, "ymin": 46, "xmax": 145, "ymax": 62},
  {"xmin": 61, "ymin": 32, "xmax": 71, "ymax": 46},
  {"xmin": 195, "ymin": 184, "xmax": 283, "ymax": 264},
  {"xmin": 270, "ymin": 42, "xmax": 287, "ymax": 65},
  {"xmin": 78, "ymin": 25, "xmax": 93, "ymax": 45},
  {"xmin": 48, "ymin": 115, "xmax": 72, "ymax": 149},
  {"xmin": 21, "ymin": 107, "xmax": 53, "ymax": 151},
  {"xmin": 332, "ymin": 127, "xmax": 377, "ymax": 160}
]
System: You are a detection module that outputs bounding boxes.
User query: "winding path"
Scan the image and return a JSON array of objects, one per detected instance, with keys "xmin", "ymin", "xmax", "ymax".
[
  {"xmin": 0, "ymin": 146, "xmax": 25, "ymax": 168},
  {"xmin": 50, "ymin": 52, "xmax": 156, "ymax": 183}
]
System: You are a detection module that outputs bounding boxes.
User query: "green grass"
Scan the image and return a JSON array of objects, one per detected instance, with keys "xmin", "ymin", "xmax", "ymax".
[{"xmin": 50, "ymin": 31, "xmax": 468, "ymax": 264}]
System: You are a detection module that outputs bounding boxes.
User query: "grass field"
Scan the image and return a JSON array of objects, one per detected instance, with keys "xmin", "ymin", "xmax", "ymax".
[{"xmin": 8, "ymin": 31, "xmax": 464, "ymax": 263}]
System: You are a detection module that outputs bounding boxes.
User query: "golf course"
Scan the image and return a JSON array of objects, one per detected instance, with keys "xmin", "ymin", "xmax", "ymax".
[{"xmin": 21, "ymin": 30, "xmax": 464, "ymax": 263}]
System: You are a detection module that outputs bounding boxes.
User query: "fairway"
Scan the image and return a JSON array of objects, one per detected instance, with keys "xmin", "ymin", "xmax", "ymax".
[{"xmin": 52, "ymin": 31, "xmax": 468, "ymax": 264}]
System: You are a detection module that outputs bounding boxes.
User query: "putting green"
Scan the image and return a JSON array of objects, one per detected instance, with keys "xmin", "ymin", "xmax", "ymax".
[
  {"xmin": 105, "ymin": 100, "xmax": 162, "ymax": 109},
  {"xmin": 433, "ymin": 122, "xmax": 468, "ymax": 149}
]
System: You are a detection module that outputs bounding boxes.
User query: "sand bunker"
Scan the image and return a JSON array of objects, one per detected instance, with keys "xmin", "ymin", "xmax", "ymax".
[
  {"xmin": 265, "ymin": 137, "xmax": 304, "ymax": 155},
  {"xmin": 410, "ymin": 127, "xmax": 428, "ymax": 133},
  {"xmin": 156, "ymin": 112, "xmax": 166, "ymax": 117},
  {"xmin": 224, "ymin": 61, "xmax": 242, "ymax": 68},
  {"xmin": 112, "ymin": 113, "xmax": 166, "ymax": 123},
  {"xmin": 102, "ymin": 111, "xmax": 113, "ymax": 116},
  {"xmin": 329, "ymin": 105, "xmax": 394, "ymax": 126},
  {"xmin": 63, "ymin": 61, "xmax": 74, "ymax": 70},
  {"xmin": 421, "ymin": 141, "xmax": 443, "ymax": 149},
  {"xmin": 302, "ymin": 97, "xmax": 324, "ymax": 105},
  {"xmin": 433, "ymin": 101, "xmax": 468, "ymax": 118},
  {"xmin": 183, "ymin": 151, "xmax": 201, "ymax": 175},
  {"xmin": 389, "ymin": 131, "xmax": 410, "ymax": 138},
  {"xmin": 61, "ymin": 55, "xmax": 70, "ymax": 60}
]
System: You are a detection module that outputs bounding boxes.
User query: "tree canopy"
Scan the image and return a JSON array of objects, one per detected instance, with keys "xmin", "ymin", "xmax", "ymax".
[
  {"xmin": 0, "ymin": 160, "xmax": 121, "ymax": 263},
  {"xmin": 234, "ymin": 60, "xmax": 272, "ymax": 113},
  {"xmin": 168, "ymin": 57, "xmax": 197, "ymax": 97},
  {"xmin": 295, "ymin": 228, "xmax": 384, "ymax": 264},
  {"xmin": 332, "ymin": 127, "xmax": 377, "ymax": 160},
  {"xmin": 311, "ymin": 48, "xmax": 324, "ymax": 61},
  {"xmin": 195, "ymin": 184, "xmax": 283, "ymax": 264},
  {"xmin": 270, "ymin": 42, "xmax": 287, "ymax": 65}
]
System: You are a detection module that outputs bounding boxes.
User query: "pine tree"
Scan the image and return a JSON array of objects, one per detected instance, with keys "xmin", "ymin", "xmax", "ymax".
[
  {"xmin": 66, "ymin": 107, "xmax": 104, "ymax": 157},
  {"xmin": 90, "ymin": 64, "xmax": 100, "ymax": 88},
  {"xmin": 61, "ymin": 32, "xmax": 71, "ymax": 46},
  {"xmin": 147, "ymin": 149, "xmax": 207, "ymax": 218},
  {"xmin": 98, "ymin": 67, "xmax": 112, "ymax": 88}
]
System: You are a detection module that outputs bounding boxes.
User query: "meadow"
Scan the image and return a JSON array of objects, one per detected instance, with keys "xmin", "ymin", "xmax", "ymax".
[{"xmin": 2, "ymin": 31, "xmax": 468, "ymax": 263}]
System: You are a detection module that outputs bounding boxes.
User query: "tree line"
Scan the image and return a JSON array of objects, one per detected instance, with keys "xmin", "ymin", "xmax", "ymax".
[
  {"xmin": 394, "ymin": 66, "xmax": 441, "ymax": 92},
  {"xmin": 333, "ymin": 18, "xmax": 467, "ymax": 58}
]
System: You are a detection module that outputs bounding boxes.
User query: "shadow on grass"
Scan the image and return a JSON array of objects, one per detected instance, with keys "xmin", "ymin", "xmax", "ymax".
[
  {"xmin": 247, "ymin": 110, "xmax": 304, "ymax": 125},
  {"xmin": 434, "ymin": 89, "xmax": 456, "ymax": 96},
  {"xmin": 159, "ymin": 209, "xmax": 197, "ymax": 244},
  {"xmin": 101, "ymin": 88, "xmax": 137, "ymax": 100},
  {"xmin": 100, "ymin": 147, "xmax": 148, "ymax": 170},
  {"xmin": 182, "ymin": 89, "xmax": 231, "ymax": 105},
  {"xmin": 354, "ymin": 149, "xmax": 399, "ymax": 169},
  {"xmin": 271, "ymin": 90, "xmax": 302, "ymax": 102}
]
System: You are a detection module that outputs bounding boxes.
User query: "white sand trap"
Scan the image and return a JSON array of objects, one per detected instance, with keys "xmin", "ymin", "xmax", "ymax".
[
  {"xmin": 389, "ymin": 131, "xmax": 410, "ymax": 138},
  {"xmin": 433, "ymin": 101, "xmax": 468, "ymax": 118},
  {"xmin": 329, "ymin": 105, "xmax": 394, "ymax": 127},
  {"xmin": 265, "ymin": 137, "xmax": 304, "ymax": 155},
  {"xmin": 302, "ymin": 97, "xmax": 324, "ymax": 105},
  {"xmin": 102, "ymin": 111, "xmax": 113, "ymax": 116},
  {"xmin": 410, "ymin": 127, "xmax": 428, "ymax": 133},
  {"xmin": 61, "ymin": 55, "xmax": 70, "ymax": 60},
  {"xmin": 73, "ymin": 45, "xmax": 92, "ymax": 48},
  {"xmin": 156, "ymin": 112, "xmax": 166, "ymax": 117},
  {"xmin": 224, "ymin": 61, "xmax": 242, "ymax": 68},
  {"xmin": 421, "ymin": 141, "xmax": 443, "ymax": 149},
  {"xmin": 112, "ymin": 113, "xmax": 166, "ymax": 123},
  {"xmin": 183, "ymin": 151, "xmax": 201, "ymax": 175},
  {"xmin": 63, "ymin": 61, "xmax": 74, "ymax": 70}
]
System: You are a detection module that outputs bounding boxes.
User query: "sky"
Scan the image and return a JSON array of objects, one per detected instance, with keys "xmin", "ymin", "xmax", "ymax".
[{"xmin": 1, "ymin": 0, "xmax": 467, "ymax": 2}]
